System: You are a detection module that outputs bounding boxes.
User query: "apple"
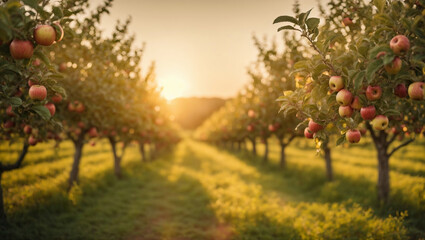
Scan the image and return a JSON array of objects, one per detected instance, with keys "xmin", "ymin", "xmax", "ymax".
[
  {"xmin": 366, "ymin": 86, "xmax": 382, "ymax": 101},
  {"xmin": 390, "ymin": 35, "xmax": 410, "ymax": 55},
  {"xmin": 110, "ymin": 130, "xmax": 117, "ymax": 136},
  {"xmin": 372, "ymin": 115, "xmax": 389, "ymax": 130},
  {"xmin": 394, "ymin": 84, "xmax": 408, "ymax": 98},
  {"xmin": 3, "ymin": 120, "xmax": 14, "ymax": 129},
  {"xmin": 44, "ymin": 103, "xmax": 56, "ymax": 116},
  {"xmin": 53, "ymin": 22, "xmax": 64, "ymax": 42},
  {"xmin": 6, "ymin": 105, "xmax": 16, "ymax": 117},
  {"xmin": 122, "ymin": 126, "xmax": 129, "ymax": 133},
  {"xmin": 384, "ymin": 57, "xmax": 402, "ymax": 75},
  {"xmin": 68, "ymin": 102, "xmax": 76, "ymax": 111},
  {"xmin": 359, "ymin": 129, "xmax": 367, "ymax": 136},
  {"xmin": 88, "ymin": 127, "xmax": 98, "ymax": 138},
  {"xmin": 351, "ymin": 96, "xmax": 362, "ymax": 110},
  {"xmin": 304, "ymin": 127, "xmax": 314, "ymax": 139},
  {"xmin": 14, "ymin": 88, "xmax": 23, "ymax": 97},
  {"xmin": 376, "ymin": 51, "xmax": 386, "ymax": 59},
  {"xmin": 51, "ymin": 94, "xmax": 63, "ymax": 103},
  {"xmin": 9, "ymin": 39, "xmax": 34, "ymax": 59},
  {"xmin": 248, "ymin": 109, "xmax": 256, "ymax": 118},
  {"xmin": 408, "ymin": 82, "xmax": 424, "ymax": 100},
  {"xmin": 74, "ymin": 101, "xmax": 85, "ymax": 113},
  {"xmin": 308, "ymin": 120, "xmax": 323, "ymax": 133},
  {"xmin": 28, "ymin": 135, "xmax": 37, "ymax": 146},
  {"xmin": 59, "ymin": 63, "xmax": 67, "ymax": 72},
  {"xmin": 74, "ymin": 128, "xmax": 82, "ymax": 135},
  {"xmin": 360, "ymin": 105, "xmax": 376, "ymax": 120},
  {"xmin": 342, "ymin": 17, "xmax": 353, "ymax": 26},
  {"xmin": 268, "ymin": 124, "xmax": 276, "ymax": 132},
  {"xmin": 336, "ymin": 89, "xmax": 353, "ymax": 106},
  {"xmin": 78, "ymin": 122, "xmax": 85, "ymax": 129},
  {"xmin": 329, "ymin": 76, "xmax": 344, "ymax": 91},
  {"xmin": 339, "ymin": 105, "xmax": 353, "ymax": 118},
  {"xmin": 34, "ymin": 25, "xmax": 56, "ymax": 46},
  {"xmin": 33, "ymin": 58, "xmax": 41, "ymax": 67},
  {"xmin": 346, "ymin": 129, "xmax": 361, "ymax": 143},
  {"xmin": 24, "ymin": 125, "xmax": 32, "ymax": 134},
  {"xmin": 247, "ymin": 124, "xmax": 254, "ymax": 132},
  {"xmin": 29, "ymin": 85, "xmax": 47, "ymax": 100},
  {"xmin": 28, "ymin": 80, "xmax": 36, "ymax": 87}
]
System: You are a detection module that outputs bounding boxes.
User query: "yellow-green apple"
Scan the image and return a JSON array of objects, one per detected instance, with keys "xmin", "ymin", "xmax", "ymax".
[
  {"xmin": 33, "ymin": 25, "xmax": 56, "ymax": 46},
  {"xmin": 384, "ymin": 57, "xmax": 402, "ymax": 74},
  {"xmin": 308, "ymin": 119, "xmax": 323, "ymax": 132},
  {"xmin": 9, "ymin": 40, "xmax": 34, "ymax": 59},
  {"xmin": 339, "ymin": 105, "xmax": 353, "ymax": 118},
  {"xmin": 394, "ymin": 83, "xmax": 408, "ymax": 98},
  {"xmin": 346, "ymin": 129, "xmax": 361, "ymax": 143},
  {"xmin": 351, "ymin": 96, "xmax": 362, "ymax": 110},
  {"xmin": 329, "ymin": 76, "xmax": 344, "ymax": 91},
  {"xmin": 304, "ymin": 127, "xmax": 314, "ymax": 139},
  {"xmin": 360, "ymin": 105, "xmax": 376, "ymax": 120},
  {"xmin": 372, "ymin": 115, "xmax": 389, "ymax": 130},
  {"xmin": 408, "ymin": 82, "xmax": 424, "ymax": 100},
  {"xmin": 44, "ymin": 103, "xmax": 55, "ymax": 116},
  {"xmin": 390, "ymin": 35, "xmax": 410, "ymax": 55},
  {"xmin": 336, "ymin": 89, "xmax": 353, "ymax": 106},
  {"xmin": 29, "ymin": 85, "xmax": 47, "ymax": 100},
  {"xmin": 366, "ymin": 86, "xmax": 382, "ymax": 101}
]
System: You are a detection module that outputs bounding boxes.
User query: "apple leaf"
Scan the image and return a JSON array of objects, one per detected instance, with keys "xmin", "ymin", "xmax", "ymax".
[
  {"xmin": 277, "ymin": 25, "xmax": 297, "ymax": 32},
  {"xmin": 8, "ymin": 97, "xmax": 22, "ymax": 107},
  {"xmin": 306, "ymin": 18, "xmax": 320, "ymax": 31},
  {"xmin": 353, "ymin": 70, "xmax": 365, "ymax": 92},
  {"xmin": 336, "ymin": 134, "xmax": 346, "ymax": 146},
  {"xmin": 32, "ymin": 105, "xmax": 51, "ymax": 120},
  {"xmin": 366, "ymin": 60, "xmax": 384, "ymax": 83},
  {"xmin": 273, "ymin": 15, "xmax": 298, "ymax": 25}
]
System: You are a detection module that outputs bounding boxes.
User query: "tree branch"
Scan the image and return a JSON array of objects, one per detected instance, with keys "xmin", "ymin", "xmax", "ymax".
[
  {"xmin": 304, "ymin": 35, "xmax": 339, "ymax": 75},
  {"xmin": 365, "ymin": 122, "xmax": 377, "ymax": 141},
  {"xmin": 387, "ymin": 133, "xmax": 398, "ymax": 146},
  {"xmin": 388, "ymin": 138, "xmax": 415, "ymax": 157},
  {"xmin": 1, "ymin": 143, "xmax": 29, "ymax": 172}
]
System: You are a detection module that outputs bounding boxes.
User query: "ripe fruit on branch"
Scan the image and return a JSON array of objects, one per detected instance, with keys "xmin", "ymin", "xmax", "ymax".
[
  {"xmin": 44, "ymin": 103, "xmax": 56, "ymax": 116},
  {"xmin": 51, "ymin": 94, "xmax": 63, "ymax": 103},
  {"xmin": 3, "ymin": 120, "xmax": 14, "ymax": 129},
  {"xmin": 28, "ymin": 135, "xmax": 37, "ymax": 146},
  {"xmin": 122, "ymin": 127, "xmax": 129, "ymax": 133},
  {"xmin": 329, "ymin": 76, "xmax": 344, "ymax": 92},
  {"xmin": 336, "ymin": 89, "xmax": 353, "ymax": 106},
  {"xmin": 247, "ymin": 124, "xmax": 254, "ymax": 132},
  {"xmin": 28, "ymin": 80, "xmax": 37, "ymax": 87},
  {"xmin": 342, "ymin": 17, "xmax": 353, "ymax": 26},
  {"xmin": 359, "ymin": 129, "xmax": 367, "ymax": 136},
  {"xmin": 372, "ymin": 115, "xmax": 389, "ymax": 130},
  {"xmin": 366, "ymin": 86, "xmax": 382, "ymax": 101},
  {"xmin": 308, "ymin": 120, "xmax": 323, "ymax": 133},
  {"xmin": 384, "ymin": 57, "xmax": 402, "ymax": 75},
  {"xmin": 304, "ymin": 127, "xmax": 314, "ymax": 139},
  {"xmin": 346, "ymin": 129, "xmax": 361, "ymax": 143},
  {"xmin": 29, "ymin": 85, "xmax": 47, "ymax": 100},
  {"xmin": 34, "ymin": 25, "xmax": 56, "ymax": 46},
  {"xmin": 339, "ymin": 105, "xmax": 353, "ymax": 118},
  {"xmin": 351, "ymin": 96, "xmax": 362, "ymax": 110},
  {"xmin": 59, "ymin": 63, "xmax": 67, "ymax": 72},
  {"xmin": 78, "ymin": 122, "xmax": 85, "ymax": 129},
  {"xmin": 88, "ymin": 127, "xmax": 98, "ymax": 138},
  {"xmin": 394, "ymin": 84, "xmax": 408, "ymax": 98},
  {"xmin": 53, "ymin": 22, "xmax": 64, "ymax": 42},
  {"xmin": 390, "ymin": 35, "xmax": 410, "ymax": 55},
  {"xmin": 268, "ymin": 124, "xmax": 276, "ymax": 132},
  {"xmin": 24, "ymin": 125, "xmax": 32, "ymax": 134},
  {"xmin": 33, "ymin": 58, "xmax": 41, "ymax": 67},
  {"xmin": 408, "ymin": 82, "xmax": 424, "ymax": 100},
  {"xmin": 376, "ymin": 51, "xmax": 386, "ymax": 59},
  {"xmin": 73, "ymin": 101, "xmax": 85, "ymax": 113},
  {"xmin": 9, "ymin": 40, "xmax": 34, "ymax": 59},
  {"xmin": 248, "ymin": 109, "xmax": 256, "ymax": 118},
  {"xmin": 6, "ymin": 105, "xmax": 16, "ymax": 117},
  {"xmin": 360, "ymin": 106, "xmax": 376, "ymax": 120}
]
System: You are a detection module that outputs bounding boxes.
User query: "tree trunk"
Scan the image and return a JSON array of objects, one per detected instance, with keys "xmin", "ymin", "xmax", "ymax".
[
  {"xmin": 68, "ymin": 139, "xmax": 84, "ymax": 191},
  {"xmin": 280, "ymin": 142, "xmax": 286, "ymax": 168},
  {"xmin": 250, "ymin": 138, "xmax": 256, "ymax": 156},
  {"xmin": 109, "ymin": 137, "xmax": 127, "ymax": 179},
  {"xmin": 139, "ymin": 143, "xmax": 146, "ymax": 162},
  {"xmin": 377, "ymin": 146, "xmax": 390, "ymax": 203},
  {"xmin": 324, "ymin": 145, "xmax": 333, "ymax": 181},
  {"xmin": 263, "ymin": 138, "xmax": 269, "ymax": 163}
]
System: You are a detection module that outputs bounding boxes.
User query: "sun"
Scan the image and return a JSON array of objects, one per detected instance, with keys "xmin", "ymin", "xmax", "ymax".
[{"xmin": 158, "ymin": 74, "xmax": 188, "ymax": 101}]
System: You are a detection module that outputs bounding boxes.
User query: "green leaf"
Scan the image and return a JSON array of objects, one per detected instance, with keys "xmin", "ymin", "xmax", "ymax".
[
  {"xmin": 33, "ymin": 50, "xmax": 52, "ymax": 67},
  {"xmin": 336, "ymin": 134, "xmax": 346, "ymax": 146},
  {"xmin": 277, "ymin": 25, "xmax": 297, "ymax": 32},
  {"xmin": 366, "ymin": 60, "xmax": 384, "ymax": 83},
  {"xmin": 273, "ymin": 15, "xmax": 298, "ymax": 25},
  {"xmin": 353, "ymin": 70, "xmax": 365, "ymax": 92},
  {"xmin": 8, "ymin": 97, "xmax": 22, "ymax": 107},
  {"xmin": 52, "ymin": 6, "xmax": 63, "ymax": 18},
  {"xmin": 368, "ymin": 44, "xmax": 391, "ymax": 60},
  {"xmin": 32, "ymin": 105, "xmax": 51, "ymax": 120},
  {"xmin": 383, "ymin": 109, "xmax": 401, "ymax": 116},
  {"xmin": 373, "ymin": 0, "xmax": 386, "ymax": 12},
  {"xmin": 306, "ymin": 18, "xmax": 320, "ymax": 31}
]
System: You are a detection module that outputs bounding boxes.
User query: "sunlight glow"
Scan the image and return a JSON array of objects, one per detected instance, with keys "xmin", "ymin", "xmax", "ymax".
[{"xmin": 158, "ymin": 74, "xmax": 189, "ymax": 101}]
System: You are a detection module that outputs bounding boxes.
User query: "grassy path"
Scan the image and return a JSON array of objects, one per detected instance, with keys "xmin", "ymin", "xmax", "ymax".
[{"xmin": 1, "ymin": 138, "xmax": 415, "ymax": 239}]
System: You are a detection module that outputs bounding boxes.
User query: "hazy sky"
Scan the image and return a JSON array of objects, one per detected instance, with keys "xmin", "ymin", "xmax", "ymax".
[{"xmin": 90, "ymin": 0, "xmax": 322, "ymax": 100}]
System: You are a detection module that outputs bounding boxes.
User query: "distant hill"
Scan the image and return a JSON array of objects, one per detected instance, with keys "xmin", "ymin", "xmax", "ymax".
[{"xmin": 170, "ymin": 97, "xmax": 227, "ymax": 129}]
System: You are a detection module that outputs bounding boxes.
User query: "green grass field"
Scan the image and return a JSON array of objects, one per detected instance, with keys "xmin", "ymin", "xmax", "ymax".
[{"xmin": 0, "ymin": 136, "xmax": 424, "ymax": 239}]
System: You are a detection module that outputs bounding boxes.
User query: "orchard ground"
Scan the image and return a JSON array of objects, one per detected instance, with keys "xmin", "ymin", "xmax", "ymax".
[{"xmin": 1, "ymin": 135, "xmax": 424, "ymax": 240}]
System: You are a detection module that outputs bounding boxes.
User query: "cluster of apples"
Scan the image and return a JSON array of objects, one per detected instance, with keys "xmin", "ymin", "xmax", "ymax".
[{"xmin": 67, "ymin": 101, "xmax": 85, "ymax": 113}]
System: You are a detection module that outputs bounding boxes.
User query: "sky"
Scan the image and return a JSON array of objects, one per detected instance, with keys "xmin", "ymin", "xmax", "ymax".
[{"xmin": 90, "ymin": 0, "xmax": 322, "ymax": 100}]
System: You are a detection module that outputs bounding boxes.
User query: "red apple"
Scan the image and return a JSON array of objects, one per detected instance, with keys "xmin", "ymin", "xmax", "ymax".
[
  {"xmin": 376, "ymin": 51, "xmax": 386, "ymax": 59},
  {"xmin": 384, "ymin": 57, "xmax": 402, "ymax": 75},
  {"xmin": 372, "ymin": 115, "xmax": 389, "ymax": 130},
  {"xmin": 308, "ymin": 120, "xmax": 323, "ymax": 133},
  {"xmin": 34, "ymin": 25, "xmax": 56, "ymax": 46},
  {"xmin": 359, "ymin": 129, "xmax": 367, "ymax": 136},
  {"xmin": 329, "ymin": 76, "xmax": 344, "ymax": 92},
  {"xmin": 74, "ymin": 101, "xmax": 85, "ymax": 113},
  {"xmin": 44, "ymin": 103, "xmax": 55, "ymax": 116},
  {"xmin": 78, "ymin": 121, "xmax": 85, "ymax": 129},
  {"xmin": 366, "ymin": 86, "xmax": 382, "ymax": 101},
  {"xmin": 68, "ymin": 102, "xmax": 76, "ymax": 111},
  {"xmin": 248, "ymin": 109, "xmax": 256, "ymax": 118},
  {"xmin": 88, "ymin": 127, "xmax": 98, "ymax": 138},
  {"xmin": 304, "ymin": 127, "xmax": 314, "ymax": 139},
  {"xmin": 28, "ymin": 135, "xmax": 37, "ymax": 146},
  {"xmin": 6, "ymin": 105, "xmax": 16, "ymax": 117},
  {"xmin": 394, "ymin": 84, "xmax": 408, "ymax": 98},
  {"xmin": 339, "ymin": 105, "xmax": 353, "ymax": 118},
  {"xmin": 122, "ymin": 126, "xmax": 129, "ymax": 133},
  {"xmin": 360, "ymin": 106, "xmax": 376, "ymax": 120},
  {"xmin": 51, "ymin": 94, "xmax": 63, "ymax": 103},
  {"xmin": 9, "ymin": 40, "xmax": 34, "ymax": 59},
  {"xmin": 3, "ymin": 120, "xmax": 14, "ymax": 129},
  {"xmin": 408, "ymin": 82, "xmax": 424, "ymax": 100},
  {"xmin": 342, "ymin": 17, "xmax": 353, "ymax": 26},
  {"xmin": 247, "ymin": 124, "xmax": 254, "ymax": 132},
  {"xmin": 390, "ymin": 35, "xmax": 410, "ymax": 55},
  {"xmin": 336, "ymin": 89, "xmax": 353, "ymax": 106},
  {"xmin": 28, "ymin": 80, "xmax": 36, "ymax": 87},
  {"xmin": 59, "ymin": 62, "xmax": 67, "ymax": 72},
  {"xmin": 24, "ymin": 125, "xmax": 32, "ymax": 134},
  {"xmin": 268, "ymin": 124, "xmax": 276, "ymax": 132},
  {"xmin": 346, "ymin": 129, "xmax": 361, "ymax": 143},
  {"xmin": 29, "ymin": 85, "xmax": 47, "ymax": 100},
  {"xmin": 351, "ymin": 96, "xmax": 362, "ymax": 110},
  {"xmin": 53, "ymin": 22, "xmax": 64, "ymax": 42}
]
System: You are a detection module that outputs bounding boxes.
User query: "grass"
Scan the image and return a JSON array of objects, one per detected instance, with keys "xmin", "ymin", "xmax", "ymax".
[{"xmin": 0, "ymin": 136, "xmax": 423, "ymax": 239}]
